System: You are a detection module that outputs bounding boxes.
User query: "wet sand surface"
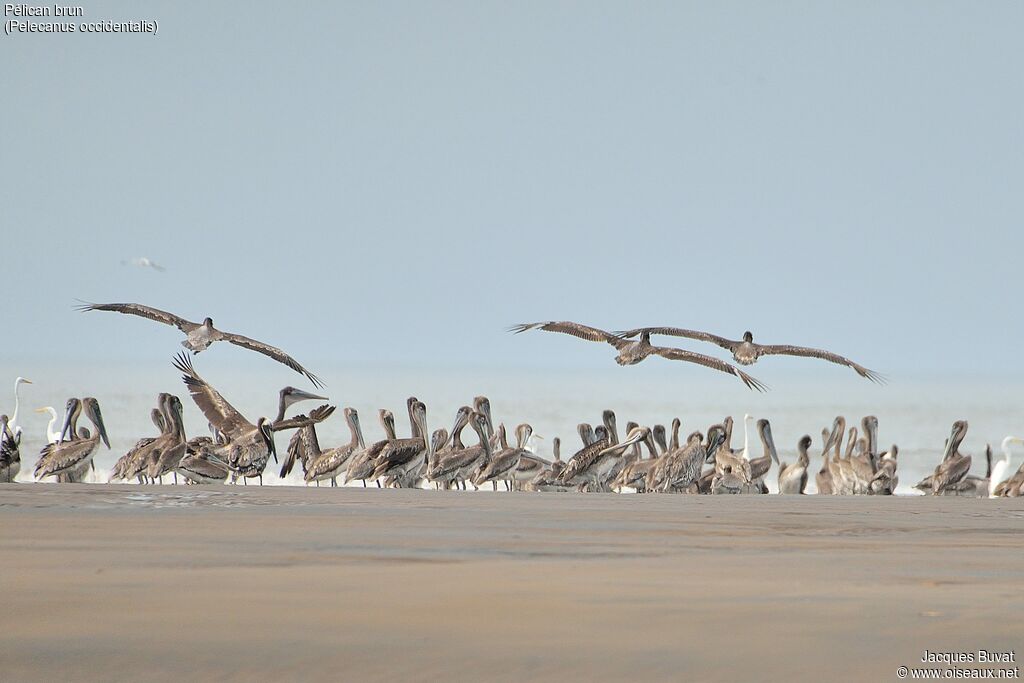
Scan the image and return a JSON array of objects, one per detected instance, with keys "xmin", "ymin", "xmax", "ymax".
[{"xmin": 1, "ymin": 485, "xmax": 1022, "ymax": 682}]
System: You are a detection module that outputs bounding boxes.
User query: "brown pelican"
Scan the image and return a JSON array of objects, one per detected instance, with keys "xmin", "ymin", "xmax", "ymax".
[
  {"xmin": 344, "ymin": 410, "xmax": 396, "ymax": 487},
  {"xmin": 473, "ymin": 423, "xmax": 532, "ymax": 490},
  {"xmin": 746, "ymin": 419, "xmax": 779, "ymax": 493},
  {"xmin": 529, "ymin": 437, "xmax": 569, "ymax": 492},
  {"xmin": 558, "ymin": 411, "xmax": 620, "ymax": 489},
  {"xmin": 777, "ymin": 435, "xmax": 810, "ymax": 494},
  {"xmin": 870, "ymin": 445, "xmax": 899, "ymax": 495},
  {"xmin": 510, "ymin": 322, "xmax": 768, "ymax": 391},
  {"xmin": 0, "ymin": 415, "xmax": 20, "ymax": 482},
  {"xmin": 371, "ymin": 401, "xmax": 432, "ymax": 488},
  {"xmin": 615, "ymin": 327, "xmax": 883, "ymax": 383},
  {"xmin": 173, "ymin": 353, "xmax": 277, "ymax": 484},
  {"xmin": 816, "ymin": 427, "xmax": 833, "ymax": 495},
  {"xmin": 427, "ymin": 407, "xmax": 486, "ymax": 490},
  {"xmin": 655, "ymin": 427, "xmax": 724, "ymax": 493},
  {"xmin": 111, "ymin": 405, "xmax": 169, "ymax": 483},
  {"xmin": 176, "ymin": 440, "xmax": 230, "ymax": 484},
  {"xmin": 304, "ymin": 408, "xmax": 366, "ymax": 486},
  {"xmin": 34, "ymin": 398, "xmax": 109, "ymax": 480},
  {"xmin": 924, "ymin": 421, "xmax": 971, "ymax": 495},
  {"xmin": 612, "ymin": 428, "xmax": 661, "ymax": 492},
  {"xmin": 995, "ymin": 460, "xmax": 1024, "ymax": 498},
  {"xmin": 714, "ymin": 415, "xmax": 752, "ymax": 484},
  {"xmin": 146, "ymin": 394, "xmax": 188, "ymax": 483},
  {"xmin": 78, "ymin": 301, "xmax": 324, "ymax": 388},
  {"xmin": 990, "ymin": 437, "xmax": 1023, "ymax": 497},
  {"xmin": 5, "ymin": 377, "xmax": 32, "ymax": 444}
]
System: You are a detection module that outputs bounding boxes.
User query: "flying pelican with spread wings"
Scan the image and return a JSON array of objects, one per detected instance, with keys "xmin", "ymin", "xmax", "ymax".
[
  {"xmin": 77, "ymin": 301, "xmax": 324, "ymax": 388},
  {"xmin": 614, "ymin": 326, "xmax": 883, "ymax": 383},
  {"xmin": 509, "ymin": 321, "xmax": 768, "ymax": 391}
]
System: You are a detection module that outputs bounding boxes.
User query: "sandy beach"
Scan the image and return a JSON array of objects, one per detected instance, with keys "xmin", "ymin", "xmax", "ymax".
[{"xmin": 1, "ymin": 485, "xmax": 1020, "ymax": 681}]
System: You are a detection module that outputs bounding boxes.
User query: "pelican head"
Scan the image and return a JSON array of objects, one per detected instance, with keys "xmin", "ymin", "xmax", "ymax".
[
  {"xmin": 594, "ymin": 426, "xmax": 608, "ymax": 442},
  {"xmin": 59, "ymin": 397, "xmax": 82, "ymax": 442},
  {"xmin": 705, "ymin": 424, "xmax": 727, "ymax": 462},
  {"xmin": 450, "ymin": 406, "xmax": 472, "ymax": 437},
  {"xmin": 602, "ymin": 410, "xmax": 618, "ymax": 444},
  {"xmin": 473, "ymin": 396, "xmax": 493, "ymax": 430},
  {"xmin": 82, "ymin": 397, "xmax": 110, "ymax": 449},
  {"xmin": 742, "ymin": 331, "xmax": 753, "ymax": 343},
  {"xmin": 943, "ymin": 420, "xmax": 969, "ymax": 459},
  {"xmin": 601, "ymin": 425, "xmax": 652, "ymax": 456},
  {"xmin": 757, "ymin": 419, "xmax": 779, "ymax": 464},
  {"xmin": 202, "ymin": 317, "xmax": 214, "ymax": 327},
  {"xmin": 515, "ymin": 423, "xmax": 534, "ymax": 449},
  {"xmin": 278, "ymin": 387, "xmax": 329, "ymax": 421},
  {"xmin": 798, "ymin": 435, "xmax": 812, "ymax": 452},
  {"xmin": 469, "ymin": 411, "xmax": 490, "ymax": 442},
  {"xmin": 431, "ymin": 428, "xmax": 449, "ymax": 453}
]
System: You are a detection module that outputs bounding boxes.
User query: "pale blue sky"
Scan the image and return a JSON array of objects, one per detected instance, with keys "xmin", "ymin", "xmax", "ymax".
[{"xmin": 3, "ymin": 1, "xmax": 1022, "ymax": 383}]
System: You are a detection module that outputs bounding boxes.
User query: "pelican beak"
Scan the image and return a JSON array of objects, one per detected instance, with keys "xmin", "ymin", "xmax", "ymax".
[
  {"xmin": 292, "ymin": 389, "xmax": 329, "ymax": 403},
  {"xmin": 22, "ymin": 379, "xmax": 33, "ymax": 385}
]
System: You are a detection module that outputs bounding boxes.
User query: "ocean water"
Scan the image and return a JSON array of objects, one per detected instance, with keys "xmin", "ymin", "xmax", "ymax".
[{"xmin": 2, "ymin": 361, "xmax": 1020, "ymax": 494}]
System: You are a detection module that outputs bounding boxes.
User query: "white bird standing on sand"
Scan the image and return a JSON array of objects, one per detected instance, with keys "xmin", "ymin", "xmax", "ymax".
[
  {"xmin": 7, "ymin": 377, "xmax": 32, "ymax": 442},
  {"xmin": 34, "ymin": 406, "xmax": 62, "ymax": 444},
  {"xmin": 991, "ymin": 436, "xmax": 1023, "ymax": 497}
]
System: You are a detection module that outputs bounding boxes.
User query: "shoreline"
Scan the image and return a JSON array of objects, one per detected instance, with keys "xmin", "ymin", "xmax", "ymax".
[{"xmin": 2, "ymin": 485, "xmax": 1022, "ymax": 681}]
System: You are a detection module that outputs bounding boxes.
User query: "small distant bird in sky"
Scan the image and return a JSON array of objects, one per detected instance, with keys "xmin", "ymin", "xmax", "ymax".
[{"xmin": 121, "ymin": 257, "xmax": 166, "ymax": 272}]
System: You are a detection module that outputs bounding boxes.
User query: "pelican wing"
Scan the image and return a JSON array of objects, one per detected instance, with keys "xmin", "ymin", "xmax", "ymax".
[
  {"xmin": 755, "ymin": 345, "xmax": 884, "ymax": 383},
  {"xmin": 173, "ymin": 352, "xmax": 254, "ymax": 439},
  {"xmin": 76, "ymin": 301, "xmax": 198, "ymax": 332},
  {"xmin": 272, "ymin": 405, "xmax": 336, "ymax": 432},
  {"xmin": 509, "ymin": 321, "xmax": 628, "ymax": 349},
  {"xmin": 650, "ymin": 346, "xmax": 769, "ymax": 392},
  {"xmin": 615, "ymin": 326, "xmax": 737, "ymax": 350},
  {"xmin": 217, "ymin": 331, "xmax": 325, "ymax": 389},
  {"xmin": 34, "ymin": 438, "xmax": 97, "ymax": 478}
]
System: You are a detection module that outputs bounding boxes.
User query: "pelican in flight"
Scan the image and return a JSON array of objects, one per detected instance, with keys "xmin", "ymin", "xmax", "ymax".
[
  {"xmin": 510, "ymin": 322, "xmax": 768, "ymax": 391},
  {"xmin": 77, "ymin": 301, "xmax": 324, "ymax": 388},
  {"xmin": 615, "ymin": 327, "xmax": 883, "ymax": 383}
]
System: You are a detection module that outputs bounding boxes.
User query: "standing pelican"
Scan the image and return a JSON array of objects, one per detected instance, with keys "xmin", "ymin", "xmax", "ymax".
[
  {"xmin": 110, "ymin": 405, "xmax": 169, "ymax": 483},
  {"xmin": 146, "ymin": 395, "xmax": 188, "ymax": 483},
  {"xmin": 427, "ymin": 407, "xmax": 486, "ymax": 490},
  {"xmin": 1, "ymin": 415, "xmax": 20, "ymax": 482},
  {"xmin": 304, "ymin": 408, "xmax": 367, "ymax": 486},
  {"xmin": 778, "ymin": 435, "xmax": 811, "ymax": 494},
  {"xmin": 510, "ymin": 322, "xmax": 767, "ymax": 390},
  {"xmin": 78, "ymin": 302, "xmax": 324, "ymax": 388},
  {"xmin": 615, "ymin": 327, "xmax": 883, "ymax": 383},
  {"xmin": 747, "ymin": 419, "xmax": 780, "ymax": 493},
  {"xmin": 345, "ymin": 410, "xmax": 396, "ymax": 487},
  {"xmin": 173, "ymin": 353, "xmax": 277, "ymax": 484},
  {"xmin": 34, "ymin": 398, "xmax": 110, "ymax": 480},
  {"xmin": 870, "ymin": 445, "xmax": 899, "ymax": 495},
  {"xmin": 927, "ymin": 421, "xmax": 971, "ymax": 495},
  {"xmin": 558, "ymin": 411, "xmax": 620, "ymax": 489},
  {"xmin": 991, "ymin": 437, "xmax": 1023, "ymax": 497},
  {"xmin": 816, "ymin": 427, "xmax": 833, "ymax": 495},
  {"xmin": 473, "ymin": 423, "xmax": 533, "ymax": 491},
  {"xmin": 371, "ymin": 401, "xmax": 432, "ymax": 488}
]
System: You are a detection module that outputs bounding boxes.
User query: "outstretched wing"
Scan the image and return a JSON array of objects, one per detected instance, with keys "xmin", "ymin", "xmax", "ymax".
[
  {"xmin": 218, "ymin": 332, "xmax": 325, "ymax": 389},
  {"xmin": 76, "ymin": 301, "xmax": 198, "ymax": 333},
  {"xmin": 650, "ymin": 346, "xmax": 769, "ymax": 392},
  {"xmin": 173, "ymin": 352, "xmax": 253, "ymax": 438},
  {"xmin": 509, "ymin": 321, "xmax": 628, "ymax": 349},
  {"xmin": 614, "ymin": 327, "xmax": 737, "ymax": 351},
  {"xmin": 755, "ymin": 345, "xmax": 885, "ymax": 384},
  {"xmin": 272, "ymin": 404, "xmax": 336, "ymax": 432}
]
